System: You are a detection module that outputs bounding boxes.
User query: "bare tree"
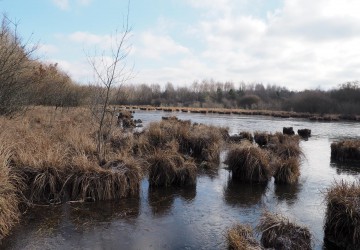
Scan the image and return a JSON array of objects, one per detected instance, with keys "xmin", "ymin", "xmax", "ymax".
[
  {"xmin": 87, "ymin": 7, "xmax": 132, "ymax": 164},
  {"xmin": 0, "ymin": 14, "xmax": 37, "ymax": 117}
]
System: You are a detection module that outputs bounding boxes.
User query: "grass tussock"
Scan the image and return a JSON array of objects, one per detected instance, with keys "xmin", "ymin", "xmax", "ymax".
[
  {"xmin": 324, "ymin": 180, "xmax": 360, "ymax": 249},
  {"xmin": 257, "ymin": 211, "xmax": 312, "ymax": 250},
  {"xmin": 254, "ymin": 132, "xmax": 269, "ymax": 147},
  {"xmin": 331, "ymin": 140, "xmax": 360, "ymax": 162},
  {"xmin": 267, "ymin": 133, "xmax": 302, "ymax": 184},
  {"xmin": 0, "ymin": 145, "xmax": 22, "ymax": 240},
  {"xmin": 147, "ymin": 150, "xmax": 197, "ymax": 187},
  {"xmin": 273, "ymin": 157, "xmax": 300, "ymax": 184},
  {"xmin": 227, "ymin": 224, "xmax": 262, "ymax": 250},
  {"xmin": 137, "ymin": 118, "xmax": 227, "ymax": 167},
  {"xmin": 225, "ymin": 142, "xmax": 271, "ymax": 183}
]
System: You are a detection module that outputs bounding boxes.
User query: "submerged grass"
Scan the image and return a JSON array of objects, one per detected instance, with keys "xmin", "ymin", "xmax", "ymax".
[
  {"xmin": 324, "ymin": 180, "xmax": 360, "ymax": 249},
  {"xmin": 257, "ymin": 211, "xmax": 312, "ymax": 250},
  {"xmin": 227, "ymin": 223, "xmax": 262, "ymax": 250}
]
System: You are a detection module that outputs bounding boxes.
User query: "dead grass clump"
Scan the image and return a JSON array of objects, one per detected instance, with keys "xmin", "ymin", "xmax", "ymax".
[
  {"xmin": 324, "ymin": 180, "xmax": 360, "ymax": 249},
  {"xmin": 65, "ymin": 156, "xmax": 142, "ymax": 201},
  {"xmin": 239, "ymin": 131, "xmax": 253, "ymax": 142},
  {"xmin": 227, "ymin": 224, "xmax": 262, "ymax": 250},
  {"xmin": 145, "ymin": 119, "xmax": 191, "ymax": 150},
  {"xmin": 297, "ymin": 129, "xmax": 311, "ymax": 138},
  {"xmin": 20, "ymin": 166, "xmax": 64, "ymax": 203},
  {"xmin": 268, "ymin": 135, "xmax": 302, "ymax": 160},
  {"xmin": 225, "ymin": 142, "xmax": 271, "ymax": 183},
  {"xmin": 331, "ymin": 140, "xmax": 360, "ymax": 162},
  {"xmin": 0, "ymin": 145, "xmax": 22, "ymax": 240},
  {"xmin": 257, "ymin": 211, "xmax": 312, "ymax": 250},
  {"xmin": 283, "ymin": 127, "xmax": 295, "ymax": 135},
  {"xmin": 254, "ymin": 132, "xmax": 269, "ymax": 147},
  {"xmin": 186, "ymin": 124, "xmax": 226, "ymax": 164},
  {"xmin": 273, "ymin": 157, "xmax": 301, "ymax": 184},
  {"xmin": 147, "ymin": 150, "xmax": 197, "ymax": 187}
]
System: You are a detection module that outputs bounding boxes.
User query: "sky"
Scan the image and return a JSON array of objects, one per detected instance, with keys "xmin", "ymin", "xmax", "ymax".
[{"xmin": 1, "ymin": 0, "xmax": 360, "ymax": 90}]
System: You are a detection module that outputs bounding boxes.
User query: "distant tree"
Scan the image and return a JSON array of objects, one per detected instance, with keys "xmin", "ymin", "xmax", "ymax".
[
  {"xmin": 237, "ymin": 94, "xmax": 261, "ymax": 109},
  {"xmin": 0, "ymin": 15, "xmax": 37, "ymax": 116}
]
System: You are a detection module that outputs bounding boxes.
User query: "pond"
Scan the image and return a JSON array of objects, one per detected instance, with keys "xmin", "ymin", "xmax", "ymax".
[{"xmin": 3, "ymin": 110, "xmax": 360, "ymax": 249}]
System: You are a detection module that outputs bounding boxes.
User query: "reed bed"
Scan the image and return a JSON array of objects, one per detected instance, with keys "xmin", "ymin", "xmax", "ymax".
[
  {"xmin": 257, "ymin": 211, "xmax": 312, "ymax": 250},
  {"xmin": 331, "ymin": 140, "xmax": 360, "ymax": 162},
  {"xmin": 324, "ymin": 180, "xmax": 360, "ymax": 249},
  {"xmin": 147, "ymin": 150, "xmax": 197, "ymax": 187},
  {"xmin": 227, "ymin": 224, "xmax": 262, "ymax": 250},
  {"xmin": 225, "ymin": 142, "xmax": 271, "ymax": 183}
]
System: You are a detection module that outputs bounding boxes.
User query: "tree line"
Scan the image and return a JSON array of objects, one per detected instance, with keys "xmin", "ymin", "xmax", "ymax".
[{"xmin": 1, "ymin": 15, "xmax": 360, "ymax": 117}]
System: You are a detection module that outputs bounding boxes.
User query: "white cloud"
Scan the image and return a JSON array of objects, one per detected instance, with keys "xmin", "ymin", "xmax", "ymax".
[
  {"xmin": 38, "ymin": 44, "xmax": 59, "ymax": 56},
  {"xmin": 52, "ymin": 0, "xmax": 69, "ymax": 10},
  {"xmin": 52, "ymin": 0, "xmax": 92, "ymax": 10},
  {"xmin": 135, "ymin": 31, "xmax": 190, "ymax": 60},
  {"xmin": 175, "ymin": 0, "xmax": 360, "ymax": 89},
  {"xmin": 77, "ymin": 0, "xmax": 92, "ymax": 6}
]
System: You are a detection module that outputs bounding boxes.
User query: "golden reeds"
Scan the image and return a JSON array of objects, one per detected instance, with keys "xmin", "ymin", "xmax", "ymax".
[
  {"xmin": 257, "ymin": 211, "xmax": 312, "ymax": 250},
  {"xmin": 324, "ymin": 180, "xmax": 360, "ymax": 249},
  {"xmin": 227, "ymin": 224, "xmax": 262, "ymax": 250}
]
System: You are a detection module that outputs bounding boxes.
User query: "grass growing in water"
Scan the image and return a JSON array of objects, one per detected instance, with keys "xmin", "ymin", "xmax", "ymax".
[
  {"xmin": 257, "ymin": 211, "xmax": 312, "ymax": 250},
  {"xmin": 225, "ymin": 142, "xmax": 271, "ymax": 183},
  {"xmin": 324, "ymin": 180, "xmax": 360, "ymax": 249},
  {"xmin": 331, "ymin": 140, "xmax": 360, "ymax": 162},
  {"xmin": 227, "ymin": 223, "xmax": 262, "ymax": 250}
]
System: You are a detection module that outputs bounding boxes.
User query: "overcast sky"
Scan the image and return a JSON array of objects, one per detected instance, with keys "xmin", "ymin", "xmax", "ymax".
[{"xmin": 2, "ymin": 0, "xmax": 360, "ymax": 90}]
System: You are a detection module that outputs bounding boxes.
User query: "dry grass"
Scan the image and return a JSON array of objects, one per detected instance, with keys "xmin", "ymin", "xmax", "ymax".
[
  {"xmin": 0, "ymin": 107, "xmax": 143, "ymax": 205},
  {"xmin": 254, "ymin": 132, "xmax": 269, "ymax": 147},
  {"xmin": 139, "ymin": 118, "xmax": 227, "ymax": 167},
  {"xmin": 227, "ymin": 224, "xmax": 262, "ymax": 250},
  {"xmin": 331, "ymin": 140, "xmax": 360, "ymax": 162},
  {"xmin": 324, "ymin": 180, "xmax": 360, "ymax": 249},
  {"xmin": 147, "ymin": 150, "xmax": 197, "ymax": 187},
  {"xmin": 273, "ymin": 157, "xmax": 301, "ymax": 184},
  {"xmin": 225, "ymin": 142, "xmax": 271, "ymax": 183},
  {"xmin": 257, "ymin": 211, "xmax": 312, "ymax": 250},
  {"xmin": 0, "ymin": 144, "xmax": 22, "ymax": 240}
]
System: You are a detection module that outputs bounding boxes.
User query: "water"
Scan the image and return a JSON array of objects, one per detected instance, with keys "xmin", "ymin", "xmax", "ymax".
[{"xmin": 3, "ymin": 111, "xmax": 360, "ymax": 249}]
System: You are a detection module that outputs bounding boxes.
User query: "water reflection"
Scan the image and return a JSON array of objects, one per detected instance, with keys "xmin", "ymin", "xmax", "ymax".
[
  {"xmin": 330, "ymin": 161, "xmax": 360, "ymax": 175},
  {"xmin": 223, "ymin": 177, "xmax": 267, "ymax": 207},
  {"xmin": 148, "ymin": 185, "xmax": 196, "ymax": 217},
  {"xmin": 69, "ymin": 198, "xmax": 140, "ymax": 229},
  {"xmin": 274, "ymin": 182, "xmax": 302, "ymax": 206}
]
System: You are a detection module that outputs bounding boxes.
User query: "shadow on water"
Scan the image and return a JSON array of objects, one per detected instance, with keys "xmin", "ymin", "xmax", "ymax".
[
  {"xmin": 330, "ymin": 161, "xmax": 360, "ymax": 176},
  {"xmin": 223, "ymin": 176, "xmax": 268, "ymax": 208},
  {"xmin": 2, "ymin": 199, "xmax": 141, "ymax": 249},
  {"xmin": 148, "ymin": 185, "xmax": 196, "ymax": 217},
  {"xmin": 274, "ymin": 182, "xmax": 302, "ymax": 206},
  {"xmin": 69, "ymin": 198, "xmax": 140, "ymax": 229}
]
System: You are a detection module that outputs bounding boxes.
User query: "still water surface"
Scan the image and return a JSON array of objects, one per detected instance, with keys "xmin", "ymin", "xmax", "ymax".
[{"xmin": 3, "ymin": 111, "xmax": 360, "ymax": 249}]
